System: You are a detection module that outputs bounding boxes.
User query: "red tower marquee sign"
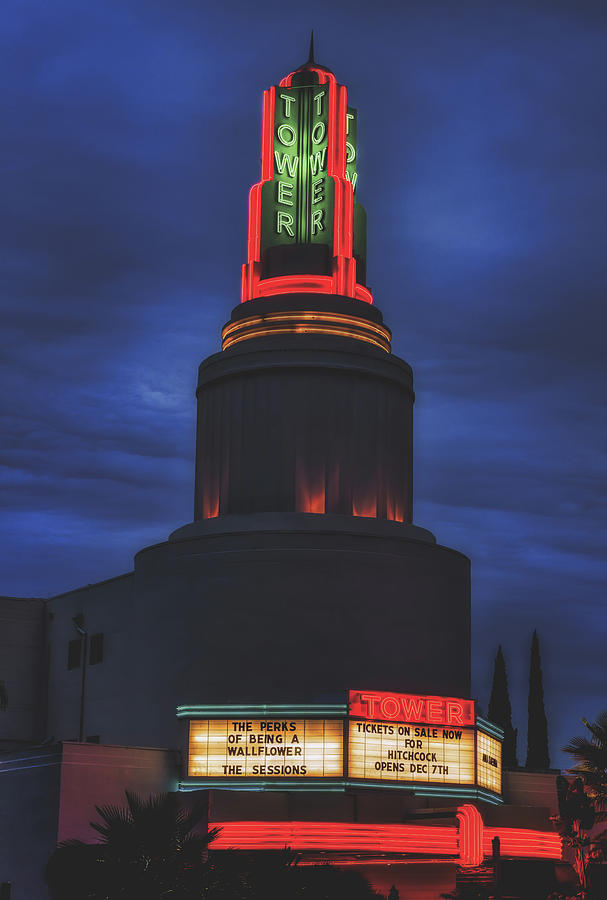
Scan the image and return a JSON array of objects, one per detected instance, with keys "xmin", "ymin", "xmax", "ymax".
[{"xmin": 348, "ymin": 690, "xmax": 476, "ymax": 727}]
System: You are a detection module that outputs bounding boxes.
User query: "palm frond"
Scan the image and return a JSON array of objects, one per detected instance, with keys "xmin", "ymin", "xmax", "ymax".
[
  {"xmin": 90, "ymin": 803, "xmax": 134, "ymax": 845},
  {"xmin": 92, "ymin": 803, "xmax": 132, "ymax": 826},
  {"xmin": 178, "ymin": 796, "xmax": 210, "ymax": 838},
  {"xmin": 206, "ymin": 825, "xmax": 222, "ymax": 845},
  {"xmin": 125, "ymin": 790, "xmax": 149, "ymax": 818},
  {"xmin": 563, "ymin": 735, "xmax": 591, "ymax": 753},
  {"xmin": 563, "ymin": 736, "xmax": 607, "ymax": 769},
  {"xmin": 590, "ymin": 711, "xmax": 607, "ymax": 736},
  {"xmin": 582, "ymin": 714, "xmax": 607, "ymax": 746}
]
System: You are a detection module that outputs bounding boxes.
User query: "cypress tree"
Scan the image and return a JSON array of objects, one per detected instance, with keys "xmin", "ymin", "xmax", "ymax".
[
  {"xmin": 488, "ymin": 646, "xmax": 518, "ymax": 768},
  {"xmin": 526, "ymin": 630, "xmax": 550, "ymax": 769}
]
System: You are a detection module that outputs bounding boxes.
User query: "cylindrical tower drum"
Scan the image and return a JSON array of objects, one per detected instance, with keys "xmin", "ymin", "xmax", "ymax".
[{"xmin": 194, "ymin": 295, "xmax": 413, "ymax": 524}]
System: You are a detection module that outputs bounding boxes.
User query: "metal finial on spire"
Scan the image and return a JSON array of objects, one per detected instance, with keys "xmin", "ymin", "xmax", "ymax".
[{"xmin": 308, "ymin": 30, "xmax": 315, "ymax": 64}]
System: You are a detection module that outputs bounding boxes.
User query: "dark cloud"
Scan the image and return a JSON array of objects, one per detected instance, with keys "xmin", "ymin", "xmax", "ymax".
[{"xmin": 2, "ymin": 0, "xmax": 606, "ymax": 766}]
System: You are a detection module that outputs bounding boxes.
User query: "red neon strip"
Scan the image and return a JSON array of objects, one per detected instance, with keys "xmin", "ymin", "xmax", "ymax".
[
  {"xmin": 246, "ymin": 274, "xmax": 373, "ymax": 304},
  {"xmin": 261, "ymin": 86, "xmax": 275, "ymax": 182},
  {"xmin": 208, "ymin": 818, "xmax": 561, "ymax": 863},
  {"xmin": 242, "ymin": 259, "xmax": 260, "ymax": 304},
  {"xmin": 296, "ymin": 857, "xmax": 456, "ymax": 867},
  {"xmin": 346, "ymin": 256, "xmax": 356, "ymax": 298},
  {"xmin": 280, "ymin": 67, "xmax": 331, "ymax": 89},
  {"xmin": 247, "ymin": 87, "xmax": 274, "ymax": 264},
  {"xmin": 355, "ymin": 283, "xmax": 373, "ymax": 304},
  {"xmin": 457, "ymin": 805, "xmax": 483, "ymax": 867},
  {"xmin": 254, "ymin": 274, "xmax": 334, "ymax": 296},
  {"xmin": 246, "ymin": 184, "xmax": 261, "ymax": 264},
  {"xmin": 335, "ymin": 85, "xmax": 347, "ymax": 179},
  {"xmin": 328, "ymin": 79, "xmax": 353, "ymax": 298},
  {"xmin": 242, "ymin": 87, "xmax": 275, "ymax": 302},
  {"xmin": 327, "ymin": 74, "xmax": 342, "ymax": 262},
  {"xmin": 334, "ymin": 84, "xmax": 353, "ymax": 259},
  {"xmin": 248, "ymin": 276, "xmax": 372, "ymax": 304},
  {"xmin": 209, "ymin": 821, "xmax": 458, "ymax": 854},
  {"xmin": 483, "ymin": 828, "xmax": 561, "ymax": 859}
]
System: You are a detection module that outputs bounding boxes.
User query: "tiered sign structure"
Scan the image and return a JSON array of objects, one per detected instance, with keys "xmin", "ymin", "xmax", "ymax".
[{"xmin": 242, "ymin": 47, "xmax": 371, "ymax": 305}]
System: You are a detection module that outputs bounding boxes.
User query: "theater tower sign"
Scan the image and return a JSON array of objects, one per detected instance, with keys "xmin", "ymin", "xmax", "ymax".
[{"xmin": 0, "ymin": 43, "xmax": 562, "ymax": 900}]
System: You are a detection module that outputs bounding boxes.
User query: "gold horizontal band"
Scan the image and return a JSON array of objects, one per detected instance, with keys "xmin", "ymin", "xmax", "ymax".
[{"xmin": 222, "ymin": 310, "xmax": 391, "ymax": 353}]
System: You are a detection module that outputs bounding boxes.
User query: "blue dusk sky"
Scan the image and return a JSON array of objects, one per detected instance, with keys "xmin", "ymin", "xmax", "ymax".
[{"xmin": 1, "ymin": 0, "xmax": 606, "ymax": 768}]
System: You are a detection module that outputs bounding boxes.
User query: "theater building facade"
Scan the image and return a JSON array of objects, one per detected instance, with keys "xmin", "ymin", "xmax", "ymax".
[{"xmin": 0, "ymin": 50, "xmax": 562, "ymax": 900}]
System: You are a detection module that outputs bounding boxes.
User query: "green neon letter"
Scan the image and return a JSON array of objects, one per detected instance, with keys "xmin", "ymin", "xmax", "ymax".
[
  {"xmin": 277, "ymin": 124, "xmax": 296, "ymax": 146},
  {"xmin": 280, "ymin": 93, "xmax": 296, "ymax": 117},
  {"xmin": 346, "ymin": 112, "xmax": 354, "ymax": 134},
  {"xmin": 277, "ymin": 181, "xmax": 294, "ymax": 206},
  {"xmin": 312, "ymin": 177, "xmax": 324, "ymax": 205},
  {"xmin": 274, "ymin": 151, "xmax": 299, "ymax": 177},
  {"xmin": 276, "ymin": 210, "xmax": 295, "ymax": 236},
  {"xmin": 314, "ymin": 91, "xmax": 325, "ymax": 115},
  {"xmin": 346, "ymin": 142, "xmax": 356, "ymax": 163},
  {"xmin": 345, "ymin": 171, "xmax": 358, "ymax": 190},
  {"xmin": 309, "ymin": 147, "xmax": 327, "ymax": 175},
  {"xmin": 311, "ymin": 208, "xmax": 324, "ymax": 234},
  {"xmin": 312, "ymin": 122, "xmax": 326, "ymax": 145}
]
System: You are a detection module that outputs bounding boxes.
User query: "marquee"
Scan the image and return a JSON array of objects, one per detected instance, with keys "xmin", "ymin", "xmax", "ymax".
[{"xmin": 177, "ymin": 691, "xmax": 503, "ymax": 802}]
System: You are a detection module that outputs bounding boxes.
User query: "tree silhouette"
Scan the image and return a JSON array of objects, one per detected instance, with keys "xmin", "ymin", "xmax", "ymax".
[
  {"xmin": 45, "ymin": 790, "xmax": 383, "ymax": 900},
  {"xmin": 563, "ymin": 711, "xmax": 607, "ymax": 808},
  {"xmin": 526, "ymin": 630, "xmax": 550, "ymax": 769},
  {"xmin": 556, "ymin": 713, "xmax": 607, "ymax": 893},
  {"xmin": 45, "ymin": 790, "xmax": 219, "ymax": 899},
  {"xmin": 488, "ymin": 645, "xmax": 518, "ymax": 767}
]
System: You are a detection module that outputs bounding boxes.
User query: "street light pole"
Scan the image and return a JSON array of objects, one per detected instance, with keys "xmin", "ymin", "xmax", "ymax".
[{"xmin": 73, "ymin": 616, "xmax": 88, "ymax": 742}]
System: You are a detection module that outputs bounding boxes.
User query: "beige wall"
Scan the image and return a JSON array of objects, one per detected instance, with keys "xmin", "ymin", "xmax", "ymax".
[
  {"xmin": 57, "ymin": 742, "xmax": 180, "ymax": 842},
  {"xmin": 503, "ymin": 769, "xmax": 560, "ymax": 817},
  {"xmin": 0, "ymin": 742, "xmax": 180, "ymax": 900}
]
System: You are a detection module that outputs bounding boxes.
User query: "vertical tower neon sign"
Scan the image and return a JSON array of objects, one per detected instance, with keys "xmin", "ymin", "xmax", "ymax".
[{"xmin": 242, "ymin": 53, "xmax": 372, "ymax": 305}]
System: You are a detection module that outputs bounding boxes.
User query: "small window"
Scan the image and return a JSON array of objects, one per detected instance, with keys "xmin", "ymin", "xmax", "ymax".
[
  {"xmin": 89, "ymin": 633, "xmax": 104, "ymax": 665},
  {"xmin": 67, "ymin": 638, "xmax": 82, "ymax": 670},
  {"xmin": 86, "ymin": 735, "xmax": 100, "ymax": 744}
]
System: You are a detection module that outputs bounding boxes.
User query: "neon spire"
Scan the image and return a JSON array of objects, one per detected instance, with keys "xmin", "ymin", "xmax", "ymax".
[{"xmin": 241, "ymin": 52, "xmax": 371, "ymax": 304}]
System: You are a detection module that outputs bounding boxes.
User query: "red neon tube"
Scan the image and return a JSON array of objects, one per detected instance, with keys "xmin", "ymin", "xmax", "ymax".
[
  {"xmin": 209, "ymin": 821, "xmax": 458, "ymax": 854},
  {"xmin": 208, "ymin": 815, "xmax": 562, "ymax": 863},
  {"xmin": 242, "ymin": 65, "xmax": 371, "ymax": 305}
]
